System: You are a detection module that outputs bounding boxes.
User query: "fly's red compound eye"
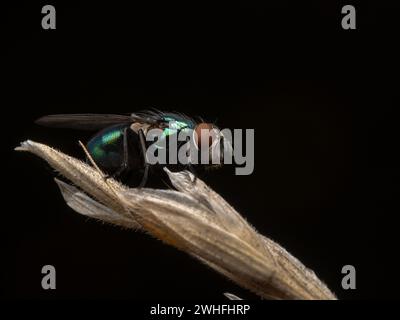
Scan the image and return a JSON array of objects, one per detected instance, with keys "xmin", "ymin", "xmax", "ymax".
[{"xmin": 194, "ymin": 123, "xmax": 219, "ymax": 149}]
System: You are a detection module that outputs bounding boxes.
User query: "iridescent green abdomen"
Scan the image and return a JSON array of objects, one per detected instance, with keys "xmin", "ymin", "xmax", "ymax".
[{"xmin": 87, "ymin": 124, "xmax": 127, "ymax": 170}]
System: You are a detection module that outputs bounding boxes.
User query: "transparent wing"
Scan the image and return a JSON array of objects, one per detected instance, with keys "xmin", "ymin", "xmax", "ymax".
[{"xmin": 35, "ymin": 114, "xmax": 134, "ymax": 130}]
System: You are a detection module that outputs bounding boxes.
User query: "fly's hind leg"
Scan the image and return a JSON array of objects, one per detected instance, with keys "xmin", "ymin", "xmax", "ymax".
[{"xmin": 138, "ymin": 129, "xmax": 149, "ymax": 188}]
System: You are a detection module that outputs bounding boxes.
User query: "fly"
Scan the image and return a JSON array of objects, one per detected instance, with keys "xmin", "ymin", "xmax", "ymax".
[{"xmin": 35, "ymin": 110, "xmax": 226, "ymax": 187}]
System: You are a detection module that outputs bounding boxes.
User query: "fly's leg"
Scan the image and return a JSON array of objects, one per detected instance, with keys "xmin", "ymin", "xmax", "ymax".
[
  {"xmin": 185, "ymin": 135, "xmax": 197, "ymax": 183},
  {"xmin": 104, "ymin": 127, "xmax": 129, "ymax": 180},
  {"xmin": 138, "ymin": 129, "xmax": 149, "ymax": 188},
  {"xmin": 187, "ymin": 163, "xmax": 198, "ymax": 183}
]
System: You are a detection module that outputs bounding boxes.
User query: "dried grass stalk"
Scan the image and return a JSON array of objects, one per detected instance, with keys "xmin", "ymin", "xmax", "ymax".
[{"xmin": 15, "ymin": 140, "xmax": 336, "ymax": 300}]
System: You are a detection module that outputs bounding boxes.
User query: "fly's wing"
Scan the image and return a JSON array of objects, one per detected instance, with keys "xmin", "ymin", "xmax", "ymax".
[{"xmin": 35, "ymin": 114, "xmax": 134, "ymax": 130}]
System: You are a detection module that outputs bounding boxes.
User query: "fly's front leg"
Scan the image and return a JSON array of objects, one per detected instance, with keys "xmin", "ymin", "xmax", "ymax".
[{"xmin": 138, "ymin": 129, "xmax": 149, "ymax": 188}]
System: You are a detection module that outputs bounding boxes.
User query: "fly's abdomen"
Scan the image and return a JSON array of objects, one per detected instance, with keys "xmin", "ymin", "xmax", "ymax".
[{"xmin": 86, "ymin": 124, "xmax": 126, "ymax": 170}]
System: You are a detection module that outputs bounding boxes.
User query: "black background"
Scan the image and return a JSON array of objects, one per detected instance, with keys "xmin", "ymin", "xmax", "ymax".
[{"xmin": 2, "ymin": 1, "xmax": 400, "ymax": 301}]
